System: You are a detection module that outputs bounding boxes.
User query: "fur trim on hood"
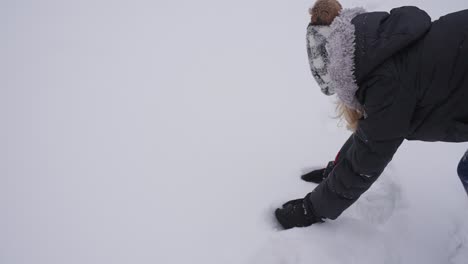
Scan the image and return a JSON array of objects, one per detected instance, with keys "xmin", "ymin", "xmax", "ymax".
[{"xmin": 306, "ymin": 7, "xmax": 366, "ymax": 111}]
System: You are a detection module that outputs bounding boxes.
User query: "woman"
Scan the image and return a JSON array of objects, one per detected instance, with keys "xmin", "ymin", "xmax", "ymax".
[{"xmin": 275, "ymin": 0, "xmax": 468, "ymax": 230}]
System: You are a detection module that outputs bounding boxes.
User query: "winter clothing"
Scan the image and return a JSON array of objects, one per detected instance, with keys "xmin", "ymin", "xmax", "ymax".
[
  {"xmin": 301, "ymin": 161, "xmax": 335, "ymax": 183},
  {"xmin": 303, "ymin": 6, "xmax": 468, "ymax": 221},
  {"xmin": 307, "ymin": 26, "xmax": 334, "ymax": 96},
  {"xmin": 309, "ymin": 0, "xmax": 342, "ymax": 26},
  {"xmin": 458, "ymin": 150, "xmax": 468, "ymax": 194},
  {"xmin": 307, "ymin": 8, "xmax": 365, "ymax": 109},
  {"xmin": 275, "ymin": 193, "xmax": 323, "ymax": 229}
]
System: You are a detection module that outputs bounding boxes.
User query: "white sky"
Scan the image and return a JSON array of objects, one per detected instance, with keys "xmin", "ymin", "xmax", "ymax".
[{"xmin": 2, "ymin": 1, "xmax": 468, "ymax": 263}]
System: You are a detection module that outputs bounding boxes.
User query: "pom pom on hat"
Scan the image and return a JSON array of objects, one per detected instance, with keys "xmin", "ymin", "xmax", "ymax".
[{"xmin": 309, "ymin": 0, "xmax": 343, "ymax": 25}]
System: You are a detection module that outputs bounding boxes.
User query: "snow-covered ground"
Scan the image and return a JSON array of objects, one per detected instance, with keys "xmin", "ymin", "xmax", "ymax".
[{"xmin": 2, "ymin": 0, "xmax": 468, "ymax": 263}]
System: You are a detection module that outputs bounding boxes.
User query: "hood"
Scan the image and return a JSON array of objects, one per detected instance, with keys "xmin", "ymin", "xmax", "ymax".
[
  {"xmin": 352, "ymin": 6, "xmax": 431, "ymax": 83},
  {"xmin": 307, "ymin": 6, "xmax": 432, "ymax": 110}
]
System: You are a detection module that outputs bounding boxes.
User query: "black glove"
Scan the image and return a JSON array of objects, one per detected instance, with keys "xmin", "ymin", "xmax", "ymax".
[
  {"xmin": 301, "ymin": 161, "xmax": 335, "ymax": 183},
  {"xmin": 275, "ymin": 193, "xmax": 323, "ymax": 230}
]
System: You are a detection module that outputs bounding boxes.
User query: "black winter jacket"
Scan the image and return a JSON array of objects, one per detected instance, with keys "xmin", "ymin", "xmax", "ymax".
[{"xmin": 307, "ymin": 7, "xmax": 468, "ymax": 220}]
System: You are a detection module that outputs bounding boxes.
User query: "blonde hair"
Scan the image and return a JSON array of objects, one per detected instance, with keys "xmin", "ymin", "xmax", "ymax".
[{"xmin": 336, "ymin": 101, "xmax": 363, "ymax": 131}]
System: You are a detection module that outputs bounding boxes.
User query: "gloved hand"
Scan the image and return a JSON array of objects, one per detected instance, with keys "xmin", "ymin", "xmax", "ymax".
[
  {"xmin": 275, "ymin": 193, "xmax": 323, "ymax": 230},
  {"xmin": 301, "ymin": 161, "xmax": 335, "ymax": 183}
]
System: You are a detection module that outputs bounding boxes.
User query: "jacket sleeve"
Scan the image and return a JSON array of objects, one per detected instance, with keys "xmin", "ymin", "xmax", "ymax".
[{"xmin": 307, "ymin": 72, "xmax": 417, "ymax": 220}]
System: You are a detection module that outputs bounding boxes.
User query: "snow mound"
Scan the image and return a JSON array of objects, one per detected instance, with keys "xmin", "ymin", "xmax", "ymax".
[
  {"xmin": 250, "ymin": 218, "xmax": 395, "ymax": 264},
  {"xmin": 250, "ymin": 171, "xmax": 468, "ymax": 264}
]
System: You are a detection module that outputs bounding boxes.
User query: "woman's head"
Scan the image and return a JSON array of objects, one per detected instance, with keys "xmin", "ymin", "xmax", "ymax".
[{"xmin": 309, "ymin": 0, "xmax": 343, "ymax": 25}]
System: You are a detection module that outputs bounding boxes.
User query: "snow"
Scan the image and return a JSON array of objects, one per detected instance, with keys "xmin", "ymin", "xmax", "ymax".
[{"xmin": 2, "ymin": 0, "xmax": 468, "ymax": 264}]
